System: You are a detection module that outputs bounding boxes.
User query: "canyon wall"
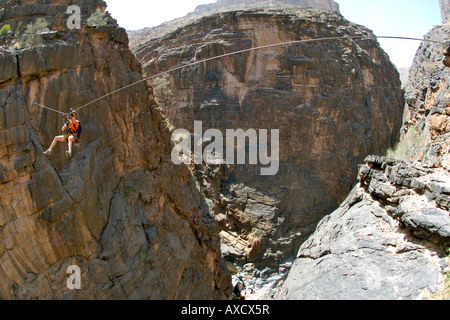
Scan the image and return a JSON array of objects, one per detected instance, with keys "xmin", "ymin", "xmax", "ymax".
[
  {"xmin": 280, "ymin": 13, "xmax": 450, "ymax": 301},
  {"xmin": 133, "ymin": 8, "xmax": 404, "ymax": 287},
  {"xmin": 128, "ymin": 0, "xmax": 339, "ymax": 51},
  {"xmin": 440, "ymin": 0, "xmax": 449, "ymax": 24},
  {"xmin": 194, "ymin": 0, "xmax": 340, "ymax": 14},
  {"xmin": 0, "ymin": 0, "xmax": 230, "ymax": 299},
  {"xmin": 401, "ymin": 22, "xmax": 450, "ymax": 163}
]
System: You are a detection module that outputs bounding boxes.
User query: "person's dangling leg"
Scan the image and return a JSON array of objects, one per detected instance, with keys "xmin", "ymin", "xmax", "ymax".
[
  {"xmin": 66, "ymin": 135, "xmax": 74, "ymax": 158},
  {"xmin": 44, "ymin": 135, "xmax": 65, "ymax": 155}
]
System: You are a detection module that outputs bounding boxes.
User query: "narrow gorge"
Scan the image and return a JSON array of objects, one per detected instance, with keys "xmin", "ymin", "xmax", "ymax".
[
  {"xmin": 132, "ymin": 5, "xmax": 403, "ymax": 297},
  {"xmin": 280, "ymin": 3, "xmax": 450, "ymax": 299},
  {"xmin": 0, "ymin": 0, "xmax": 448, "ymax": 300}
]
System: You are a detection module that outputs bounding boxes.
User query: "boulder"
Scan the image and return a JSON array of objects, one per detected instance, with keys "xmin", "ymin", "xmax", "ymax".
[{"xmin": 279, "ymin": 156, "xmax": 450, "ymax": 300}]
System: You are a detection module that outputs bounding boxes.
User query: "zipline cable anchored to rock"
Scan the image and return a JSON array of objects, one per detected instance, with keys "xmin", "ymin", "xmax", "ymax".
[{"xmin": 32, "ymin": 35, "xmax": 445, "ymax": 116}]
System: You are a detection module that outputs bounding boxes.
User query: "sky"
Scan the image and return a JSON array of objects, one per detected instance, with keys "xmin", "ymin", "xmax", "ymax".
[
  {"xmin": 105, "ymin": 0, "xmax": 442, "ymax": 69},
  {"xmin": 337, "ymin": 0, "xmax": 442, "ymax": 68}
]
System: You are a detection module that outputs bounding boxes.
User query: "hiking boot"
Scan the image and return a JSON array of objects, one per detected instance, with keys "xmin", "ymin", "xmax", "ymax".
[
  {"xmin": 43, "ymin": 149, "xmax": 52, "ymax": 156},
  {"xmin": 66, "ymin": 150, "xmax": 72, "ymax": 158}
]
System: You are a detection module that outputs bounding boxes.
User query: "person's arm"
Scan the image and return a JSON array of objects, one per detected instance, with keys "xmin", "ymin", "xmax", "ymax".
[{"xmin": 62, "ymin": 114, "xmax": 69, "ymax": 132}]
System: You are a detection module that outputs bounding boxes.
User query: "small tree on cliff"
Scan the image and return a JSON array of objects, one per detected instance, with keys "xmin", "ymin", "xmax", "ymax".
[
  {"xmin": 0, "ymin": 24, "xmax": 11, "ymax": 37},
  {"xmin": 19, "ymin": 18, "xmax": 48, "ymax": 46}
]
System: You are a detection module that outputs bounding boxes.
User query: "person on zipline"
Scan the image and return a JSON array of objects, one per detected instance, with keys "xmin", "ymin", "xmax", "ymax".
[{"xmin": 43, "ymin": 110, "xmax": 81, "ymax": 158}]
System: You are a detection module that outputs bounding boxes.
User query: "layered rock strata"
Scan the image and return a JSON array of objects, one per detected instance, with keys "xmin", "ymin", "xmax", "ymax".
[
  {"xmin": 0, "ymin": 0, "xmax": 230, "ymax": 299},
  {"xmin": 134, "ymin": 8, "xmax": 404, "ymax": 283},
  {"xmin": 194, "ymin": 0, "xmax": 340, "ymax": 15},
  {"xmin": 128, "ymin": 0, "xmax": 340, "ymax": 50}
]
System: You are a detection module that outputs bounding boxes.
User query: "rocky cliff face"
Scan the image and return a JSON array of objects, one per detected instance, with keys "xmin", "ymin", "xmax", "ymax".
[
  {"xmin": 194, "ymin": 0, "xmax": 340, "ymax": 14},
  {"xmin": 280, "ymin": 14, "xmax": 450, "ymax": 301},
  {"xmin": 133, "ymin": 8, "xmax": 404, "ymax": 296},
  {"xmin": 128, "ymin": 0, "xmax": 339, "ymax": 51},
  {"xmin": 441, "ymin": 0, "xmax": 450, "ymax": 24},
  {"xmin": 401, "ymin": 23, "xmax": 450, "ymax": 163},
  {"xmin": 0, "ymin": 0, "xmax": 230, "ymax": 299},
  {"xmin": 279, "ymin": 155, "xmax": 450, "ymax": 299}
]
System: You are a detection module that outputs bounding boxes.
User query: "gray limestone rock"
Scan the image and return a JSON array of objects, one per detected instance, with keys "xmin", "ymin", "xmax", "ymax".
[{"xmin": 279, "ymin": 156, "xmax": 449, "ymax": 300}]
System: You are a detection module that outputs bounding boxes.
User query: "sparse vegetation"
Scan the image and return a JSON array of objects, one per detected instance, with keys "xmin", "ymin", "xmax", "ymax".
[
  {"xmin": 87, "ymin": 9, "xmax": 109, "ymax": 27},
  {"xmin": 162, "ymin": 117, "xmax": 176, "ymax": 133},
  {"xmin": 431, "ymin": 250, "xmax": 450, "ymax": 300},
  {"xmin": 251, "ymin": 227, "xmax": 266, "ymax": 237},
  {"xmin": 435, "ymin": 273, "xmax": 450, "ymax": 300},
  {"xmin": 19, "ymin": 18, "xmax": 48, "ymax": 46},
  {"xmin": 386, "ymin": 127, "xmax": 429, "ymax": 161},
  {"xmin": 124, "ymin": 184, "xmax": 134, "ymax": 197},
  {"xmin": 151, "ymin": 74, "xmax": 173, "ymax": 106},
  {"xmin": 0, "ymin": 24, "xmax": 11, "ymax": 36}
]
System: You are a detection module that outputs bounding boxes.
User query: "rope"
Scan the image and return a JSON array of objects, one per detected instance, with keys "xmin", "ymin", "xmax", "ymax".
[
  {"xmin": 377, "ymin": 36, "xmax": 444, "ymax": 44},
  {"xmin": 75, "ymin": 36, "xmax": 359, "ymax": 113},
  {"xmin": 33, "ymin": 102, "xmax": 67, "ymax": 115},
  {"xmin": 31, "ymin": 35, "xmax": 444, "ymax": 115}
]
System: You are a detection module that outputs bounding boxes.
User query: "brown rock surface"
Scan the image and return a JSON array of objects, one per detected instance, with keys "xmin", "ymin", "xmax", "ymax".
[
  {"xmin": 0, "ymin": 0, "xmax": 230, "ymax": 299},
  {"xmin": 280, "ymin": 9, "xmax": 450, "ymax": 301},
  {"xmin": 194, "ymin": 0, "xmax": 340, "ymax": 15},
  {"xmin": 133, "ymin": 9, "xmax": 404, "ymax": 271}
]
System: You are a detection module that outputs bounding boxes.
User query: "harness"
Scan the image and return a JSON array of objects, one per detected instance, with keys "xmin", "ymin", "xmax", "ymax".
[
  {"xmin": 68, "ymin": 120, "xmax": 79, "ymax": 135},
  {"xmin": 67, "ymin": 120, "xmax": 81, "ymax": 143}
]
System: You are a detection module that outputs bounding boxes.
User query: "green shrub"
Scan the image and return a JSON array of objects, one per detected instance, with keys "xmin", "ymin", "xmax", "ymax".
[
  {"xmin": 151, "ymin": 74, "xmax": 173, "ymax": 105},
  {"xmin": 124, "ymin": 184, "xmax": 134, "ymax": 197},
  {"xmin": 25, "ymin": 18, "xmax": 48, "ymax": 34},
  {"xmin": 20, "ymin": 18, "xmax": 48, "ymax": 45},
  {"xmin": 87, "ymin": 9, "xmax": 108, "ymax": 27},
  {"xmin": 0, "ymin": 24, "xmax": 11, "ymax": 36},
  {"xmin": 386, "ymin": 127, "xmax": 428, "ymax": 161}
]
